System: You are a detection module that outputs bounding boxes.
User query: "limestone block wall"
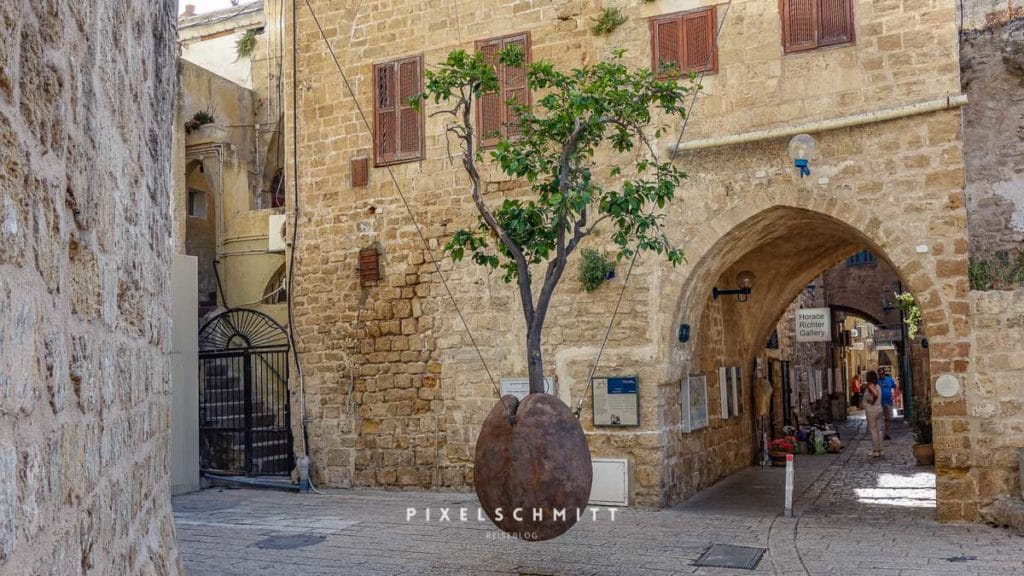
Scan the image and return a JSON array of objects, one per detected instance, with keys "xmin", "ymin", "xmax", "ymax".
[
  {"xmin": 938, "ymin": 289, "xmax": 1024, "ymax": 520},
  {"xmin": 287, "ymin": 0, "xmax": 969, "ymax": 509},
  {"xmin": 0, "ymin": 1, "xmax": 181, "ymax": 573}
]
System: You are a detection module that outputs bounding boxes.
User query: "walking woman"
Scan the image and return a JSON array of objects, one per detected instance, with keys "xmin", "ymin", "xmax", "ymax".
[{"xmin": 863, "ymin": 371, "xmax": 884, "ymax": 457}]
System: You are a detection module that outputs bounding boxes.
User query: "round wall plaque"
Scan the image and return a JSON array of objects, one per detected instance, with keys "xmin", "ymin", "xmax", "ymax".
[{"xmin": 935, "ymin": 374, "xmax": 961, "ymax": 398}]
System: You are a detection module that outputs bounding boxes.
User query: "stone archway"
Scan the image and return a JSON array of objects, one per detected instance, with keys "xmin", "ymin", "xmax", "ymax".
[{"xmin": 659, "ymin": 200, "xmax": 971, "ymax": 519}]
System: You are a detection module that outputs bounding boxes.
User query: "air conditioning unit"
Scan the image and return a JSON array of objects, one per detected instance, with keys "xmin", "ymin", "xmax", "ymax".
[{"xmin": 268, "ymin": 214, "xmax": 287, "ymax": 252}]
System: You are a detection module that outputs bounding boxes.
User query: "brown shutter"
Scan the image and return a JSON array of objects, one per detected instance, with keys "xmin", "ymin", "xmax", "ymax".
[
  {"xmin": 477, "ymin": 39, "xmax": 502, "ymax": 147},
  {"xmin": 650, "ymin": 15, "xmax": 682, "ymax": 77},
  {"xmin": 817, "ymin": 0, "xmax": 854, "ymax": 47},
  {"xmin": 501, "ymin": 33, "xmax": 529, "ymax": 139},
  {"xmin": 682, "ymin": 8, "xmax": 716, "ymax": 73},
  {"xmin": 373, "ymin": 62, "xmax": 397, "ymax": 165},
  {"xmin": 781, "ymin": 0, "xmax": 817, "ymax": 53},
  {"xmin": 374, "ymin": 56, "xmax": 423, "ymax": 166},
  {"xmin": 397, "ymin": 56, "xmax": 423, "ymax": 160}
]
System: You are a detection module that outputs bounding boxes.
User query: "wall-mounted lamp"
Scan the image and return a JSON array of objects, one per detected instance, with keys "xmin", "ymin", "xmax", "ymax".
[
  {"xmin": 788, "ymin": 133, "xmax": 817, "ymax": 178},
  {"xmin": 713, "ymin": 270, "xmax": 756, "ymax": 302}
]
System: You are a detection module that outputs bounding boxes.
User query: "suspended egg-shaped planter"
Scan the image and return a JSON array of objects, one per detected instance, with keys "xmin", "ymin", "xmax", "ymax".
[{"xmin": 474, "ymin": 393, "xmax": 592, "ymax": 541}]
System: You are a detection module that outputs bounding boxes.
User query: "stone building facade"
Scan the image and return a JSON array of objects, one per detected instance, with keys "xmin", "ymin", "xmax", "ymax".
[
  {"xmin": 283, "ymin": 0, "xmax": 1015, "ymax": 520},
  {"xmin": 0, "ymin": 0, "xmax": 181, "ymax": 574}
]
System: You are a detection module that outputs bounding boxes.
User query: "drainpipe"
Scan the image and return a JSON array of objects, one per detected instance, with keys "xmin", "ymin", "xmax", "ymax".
[{"xmin": 670, "ymin": 94, "xmax": 969, "ymax": 152}]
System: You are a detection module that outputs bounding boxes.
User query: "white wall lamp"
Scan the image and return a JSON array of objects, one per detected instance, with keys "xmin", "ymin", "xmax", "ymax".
[
  {"xmin": 788, "ymin": 133, "xmax": 818, "ymax": 178},
  {"xmin": 713, "ymin": 270, "xmax": 757, "ymax": 302}
]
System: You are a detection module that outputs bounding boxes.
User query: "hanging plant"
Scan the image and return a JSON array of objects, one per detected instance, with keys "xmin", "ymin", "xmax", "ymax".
[
  {"xmin": 590, "ymin": 7, "xmax": 628, "ymax": 36},
  {"xmin": 578, "ymin": 248, "xmax": 616, "ymax": 292},
  {"xmin": 895, "ymin": 292, "xmax": 921, "ymax": 340},
  {"xmin": 235, "ymin": 29, "xmax": 258, "ymax": 60},
  {"xmin": 184, "ymin": 110, "xmax": 215, "ymax": 134}
]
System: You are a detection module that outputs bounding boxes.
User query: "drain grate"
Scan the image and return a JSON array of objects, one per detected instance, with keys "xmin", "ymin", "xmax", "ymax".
[
  {"xmin": 254, "ymin": 534, "xmax": 327, "ymax": 550},
  {"xmin": 694, "ymin": 544, "xmax": 767, "ymax": 570}
]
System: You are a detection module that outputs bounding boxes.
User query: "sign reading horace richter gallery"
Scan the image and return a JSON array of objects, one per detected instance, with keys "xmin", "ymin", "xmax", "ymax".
[{"xmin": 796, "ymin": 308, "xmax": 831, "ymax": 342}]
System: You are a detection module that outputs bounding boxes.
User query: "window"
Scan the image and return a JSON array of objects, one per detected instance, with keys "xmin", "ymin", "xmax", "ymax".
[
  {"xmin": 476, "ymin": 32, "xmax": 530, "ymax": 147},
  {"xmin": 187, "ymin": 188, "xmax": 207, "ymax": 218},
  {"xmin": 373, "ymin": 54, "xmax": 424, "ymax": 166},
  {"xmin": 846, "ymin": 250, "xmax": 877, "ymax": 268},
  {"xmin": 649, "ymin": 7, "xmax": 718, "ymax": 77},
  {"xmin": 780, "ymin": 0, "xmax": 855, "ymax": 54}
]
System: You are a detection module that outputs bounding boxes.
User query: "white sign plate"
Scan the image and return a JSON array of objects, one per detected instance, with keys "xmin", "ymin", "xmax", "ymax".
[
  {"xmin": 796, "ymin": 308, "xmax": 832, "ymax": 342},
  {"xmin": 499, "ymin": 377, "xmax": 555, "ymax": 400},
  {"xmin": 935, "ymin": 374, "xmax": 961, "ymax": 398}
]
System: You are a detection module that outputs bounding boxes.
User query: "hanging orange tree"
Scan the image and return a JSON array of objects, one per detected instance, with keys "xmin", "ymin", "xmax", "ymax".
[{"xmin": 418, "ymin": 47, "xmax": 691, "ymax": 396}]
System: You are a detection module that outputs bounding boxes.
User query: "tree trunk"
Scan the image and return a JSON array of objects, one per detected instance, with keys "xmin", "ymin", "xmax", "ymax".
[{"xmin": 526, "ymin": 325, "xmax": 546, "ymax": 394}]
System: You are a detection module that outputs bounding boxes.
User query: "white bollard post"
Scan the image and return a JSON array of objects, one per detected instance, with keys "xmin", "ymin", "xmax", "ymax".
[{"xmin": 784, "ymin": 453, "xmax": 794, "ymax": 517}]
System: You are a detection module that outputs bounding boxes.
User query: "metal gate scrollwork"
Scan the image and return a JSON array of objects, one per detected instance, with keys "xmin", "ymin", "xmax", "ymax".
[{"xmin": 198, "ymin": 308, "xmax": 294, "ymax": 476}]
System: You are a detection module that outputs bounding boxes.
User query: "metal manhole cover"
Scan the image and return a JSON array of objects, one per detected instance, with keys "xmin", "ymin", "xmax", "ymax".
[
  {"xmin": 254, "ymin": 534, "xmax": 327, "ymax": 550},
  {"xmin": 694, "ymin": 544, "xmax": 767, "ymax": 570}
]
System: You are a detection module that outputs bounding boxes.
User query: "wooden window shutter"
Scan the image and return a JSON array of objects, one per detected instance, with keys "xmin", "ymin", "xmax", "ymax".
[
  {"xmin": 477, "ymin": 39, "xmax": 503, "ymax": 147},
  {"xmin": 650, "ymin": 15, "xmax": 682, "ymax": 77},
  {"xmin": 351, "ymin": 157, "xmax": 369, "ymax": 187},
  {"xmin": 373, "ymin": 55, "xmax": 424, "ymax": 166},
  {"xmin": 501, "ymin": 33, "xmax": 529, "ymax": 139},
  {"xmin": 397, "ymin": 57, "xmax": 423, "ymax": 158},
  {"xmin": 373, "ymin": 62, "xmax": 397, "ymax": 164},
  {"xmin": 682, "ymin": 8, "xmax": 716, "ymax": 73},
  {"xmin": 781, "ymin": 0, "xmax": 818, "ymax": 53},
  {"xmin": 817, "ymin": 0, "xmax": 854, "ymax": 47},
  {"xmin": 358, "ymin": 246, "xmax": 381, "ymax": 286}
]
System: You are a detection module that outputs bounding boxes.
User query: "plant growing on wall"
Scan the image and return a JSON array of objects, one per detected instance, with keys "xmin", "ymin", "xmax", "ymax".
[
  {"xmin": 895, "ymin": 291, "xmax": 921, "ymax": 340},
  {"xmin": 235, "ymin": 29, "xmax": 258, "ymax": 60},
  {"xmin": 418, "ymin": 46, "xmax": 689, "ymax": 394},
  {"xmin": 968, "ymin": 250, "xmax": 1024, "ymax": 290},
  {"xmin": 184, "ymin": 110, "xmax": 215, "ymax": 134},
  {"xmin": 591, "ymin": 7, "xmax": 628, "ymax": 36},
  {"xmin": 578, "ymin": 248, "xmax": 616, "ymax": 292}
]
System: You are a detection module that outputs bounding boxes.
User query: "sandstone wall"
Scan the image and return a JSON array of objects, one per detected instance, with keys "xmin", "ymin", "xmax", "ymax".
[
  {"xmin": 0, "ymin": 1, "xmax": 181, "ymax": 573},
  {"xmin": 288, "ymin": 0, "xmax": 970, "ymax": 510},
  {"xmin": 937, "ymin": 289, "xmax": 1024, "ymax": 519}
]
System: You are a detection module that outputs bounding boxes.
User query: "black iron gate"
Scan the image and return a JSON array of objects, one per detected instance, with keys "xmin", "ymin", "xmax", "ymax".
[{"xmin": 199, "ymin": 308, "xmax": 294, "ymax": 476}]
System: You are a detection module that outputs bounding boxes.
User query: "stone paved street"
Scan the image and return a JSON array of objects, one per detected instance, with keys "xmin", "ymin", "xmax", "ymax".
[{"xmin": 174, "ymin": 418, "xmax": 1024, "ymax": 575}]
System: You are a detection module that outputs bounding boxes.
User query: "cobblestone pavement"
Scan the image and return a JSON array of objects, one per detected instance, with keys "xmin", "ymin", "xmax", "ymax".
[{"xmin": 174, "ymin": 417, "xmax": 1024, "ymax": 575}]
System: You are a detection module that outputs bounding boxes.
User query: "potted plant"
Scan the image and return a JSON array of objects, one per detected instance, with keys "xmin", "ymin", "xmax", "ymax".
[
  {"xmin": 769, "ymin": 436, "xmax": 796, "ymax": 467},
  {"xmin": 908, "ymin": 397, "xmax": 934, "ymax": 465}
]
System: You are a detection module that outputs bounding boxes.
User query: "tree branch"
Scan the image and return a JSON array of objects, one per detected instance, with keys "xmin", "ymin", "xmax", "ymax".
[{"xmin": 457, "ymin": 94, "xmax": 536, "ymax": 323}]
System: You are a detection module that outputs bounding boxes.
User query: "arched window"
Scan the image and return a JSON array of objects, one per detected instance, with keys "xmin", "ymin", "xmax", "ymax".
[{"xmin": 262, "ymin": 263, "xmax": 287, "ymax": 304}]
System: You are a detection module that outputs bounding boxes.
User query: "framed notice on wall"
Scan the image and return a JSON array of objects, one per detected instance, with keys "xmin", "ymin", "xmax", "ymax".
[
  {"xmin": 592, "ymin": 376, "xmax": 639, "ymax": 427},
  {"xmin": 718, "ymin": 366, "xmax": 729, "ymax": 419},
  {"xmin": 732, "ymin": 366, "xmax": 743, "ymax": 416},
  {"xmin": 681, "ymin": 374, "xmax": 709, "ymax": 433}
]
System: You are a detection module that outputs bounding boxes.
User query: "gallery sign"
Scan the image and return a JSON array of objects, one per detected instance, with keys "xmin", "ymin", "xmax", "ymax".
[{"xmin": 796, "ymin": 308, "xmax": 831, "ymax": 342}]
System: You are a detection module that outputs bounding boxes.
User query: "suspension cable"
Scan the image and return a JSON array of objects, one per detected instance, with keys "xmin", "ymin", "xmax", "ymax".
[
  {"xmin": 301, "ymin": 0, "xmax": 502, "ymax": 399},
  {"xmin": 574, "ymin": 0, "xmax": 733, "ymax": 418}
]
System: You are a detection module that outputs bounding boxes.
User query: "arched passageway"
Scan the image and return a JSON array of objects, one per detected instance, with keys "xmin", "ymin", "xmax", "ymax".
[{"xmin": 661, "ymin": 204, "xmax": 963, "ymax": 516}]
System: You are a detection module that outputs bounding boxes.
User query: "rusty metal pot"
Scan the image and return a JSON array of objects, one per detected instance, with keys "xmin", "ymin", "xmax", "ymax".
[{"xmin": 473, "ymin": 393, "xmax": 593, "ymax": 542}]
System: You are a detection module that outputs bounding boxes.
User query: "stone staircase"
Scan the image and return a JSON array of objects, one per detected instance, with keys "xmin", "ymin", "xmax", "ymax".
[{"xmin": 200, "ymin": 360, "xmax": 293, "ymax": 475}]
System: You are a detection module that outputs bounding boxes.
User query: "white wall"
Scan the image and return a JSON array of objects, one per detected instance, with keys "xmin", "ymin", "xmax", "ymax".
[{"xmin": 171, "ymin": 254, "xmax": 200, "ymax": 495}]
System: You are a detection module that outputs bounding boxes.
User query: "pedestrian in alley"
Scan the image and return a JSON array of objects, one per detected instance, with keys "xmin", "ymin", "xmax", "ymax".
[
  {"xmin": 879, "ymin": 368, "xmax": 897, "ymax": 440},
  {"xmin": 863, "ymin": 370, "xmax": 884, "ymax": 458}
]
